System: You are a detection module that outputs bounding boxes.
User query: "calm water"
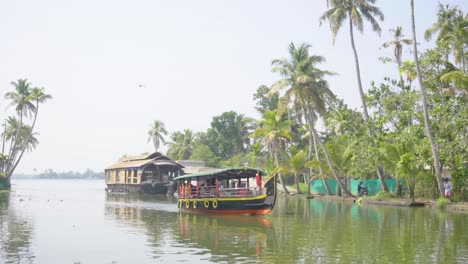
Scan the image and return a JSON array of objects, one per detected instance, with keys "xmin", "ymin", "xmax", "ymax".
[{"xmin": 0, "ymin": 180, "xmax": 467, "ymax": 264}]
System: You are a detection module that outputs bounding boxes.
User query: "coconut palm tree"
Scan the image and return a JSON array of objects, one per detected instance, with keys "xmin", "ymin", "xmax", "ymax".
[
  {"xmin": 320, "ymin": 0, "xmax": 388, "ymax": 192},
  {"xmin": 425, "ymin": 4, "xmax": 467, "ymax": 71},
  {"xmin": 252, "ymin": 109, "xmax": 292, "ymax": 194},
  {"xmin": 320, "ymin": 0, "xmax": 384, "ymax": 121},
  {"xmin": 166, "ymin": 129, "xmax": 194, "ymax": 160},
  {"xmin": 382, "ymin": 26, "xmax": 413, "ymax": 84},
  {"xmin": 3, "ymin": 79, "xmax": 36, "ymax": 183},
  {"xmin": 410, "ymin": 0, "xmax": 444, "ymax": 195},
  {"xmin": 424, "ymin": 3, "xmax": 459, "ymax": 43},
  {"xmin": 147, "ymin": 120, "xmax": 167, "ymax": 152},
  {"xmin": 270, "ymin": 42, "xmax": 352, "ymax": 196},
  {"xmin": 8, "ymin": 87, "xmax": 51, "ymax": 177},
  {"xmin": 281, "ymin": 149, "xmax": 308, "ymax": 194}
]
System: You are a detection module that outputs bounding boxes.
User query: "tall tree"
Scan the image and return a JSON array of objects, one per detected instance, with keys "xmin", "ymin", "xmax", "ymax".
[
  {"xmin": 320, "ymin": 0, "xmax": 384, "ymax": 121},
  {"xmin": 252, "ymin": 109, "xmax": 292, "ymax": 194},
  {"xmin": 410, "ymin": 0, "xmax": 444, "ymax": 195},
  {"xmin": 8, "ymin": 87, "xmax": 52, "ymax": 177},
  {"xmin": 147, "ymin": 120, "xmax": 167, "ymax": 152},
  {"xmin": 382, "ymin": 26, "xmax": 413, "ymax": 84},
  {"xmin": 320, "ymin": 0, "xmax": 388, "ymax": 192},
  {"xmin": 166, "ymin": 129, "xmax": 194, "ymax": 160},
  {"xmin": 270, "ymin": 42, "xmax": 352, "ymax": 196}
]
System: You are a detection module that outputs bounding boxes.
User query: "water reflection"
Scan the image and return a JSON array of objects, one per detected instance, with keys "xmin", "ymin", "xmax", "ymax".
[
  {"xmin": 2, "ymin": 180, "xmax": 468, "ymax": 264},
  {"xmin": 176, "ymin": 213, "xmax": 274, "ymax": 263},
  {"xmin": 0, "ymin": 192, "xmax": 34, "ymax": 264}
]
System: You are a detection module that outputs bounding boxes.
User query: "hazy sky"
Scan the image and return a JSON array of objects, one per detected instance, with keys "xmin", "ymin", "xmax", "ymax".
[{"xmin": 1, "ymin": 0, "xmax": 466, "ymax": 174}]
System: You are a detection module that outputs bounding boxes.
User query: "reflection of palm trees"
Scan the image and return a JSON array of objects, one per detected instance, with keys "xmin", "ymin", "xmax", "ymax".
[{"xmin": 0, "ymin": 193, "xmax": 34, "ymax": 263}]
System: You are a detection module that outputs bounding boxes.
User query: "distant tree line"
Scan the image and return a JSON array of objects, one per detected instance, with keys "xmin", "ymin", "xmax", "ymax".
[{"xmin": 13, "ymin": 169, "xmax": 104, "ymax": 179}]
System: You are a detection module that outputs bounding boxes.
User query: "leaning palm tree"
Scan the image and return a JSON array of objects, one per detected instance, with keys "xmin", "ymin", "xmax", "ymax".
[
  {"xmin": 382, "ymin": 26, "xmax": 413, "ymax": 84},
  {"xmin": 320, "ymin": 0, "xmax": 388, "ymax": 192},
  {"xmin": 8, "ymin": 87, "xmax": 51, "ymax": 177},
  {"xmin": 252, "ymin": 109, "xmax": 292, "ymax": 194},
  {"xmin": 410, "ymin": 0, "xmax": 444, "ymax": 195},
  {"xmin": 147, "ymin": 120, "xmax": 168, "ymax": 152},
  {"xmin": 3, "ymin": 79, "xmax": 36, "ymax": 184},
  {"xmin": 270, "ymin": 42, "xmax": 353, "ymax": 196},
  {"xmin": 320, "ymin": 0, "xmax": 384, "ymax": 122}
]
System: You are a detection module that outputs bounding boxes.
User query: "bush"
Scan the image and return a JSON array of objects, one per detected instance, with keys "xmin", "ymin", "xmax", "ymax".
[
  {"xmin": 436, "ymin": 197, "xmax": 450, "ymax": 208},
  {"xmin": 0, "ymin": 173, "xmax": 9, "ymax": 190},
  {"xmin": 370, "ymin": 191, "xmax": 396, "ymax": 201},
  {"xmin": 451, "ymin": 166, "xmax": 468, "ymax": 202}
]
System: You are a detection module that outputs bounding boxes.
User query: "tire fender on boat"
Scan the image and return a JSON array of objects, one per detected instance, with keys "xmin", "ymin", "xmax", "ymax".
[
  {"xmin": 204, "ymin": 200, "xmax": 209, "ymax": 208},
  {"xmin": 186, "ymin": 200, "xmax": 190, "ymax": 208},
  {"xmin": 193, "ymin": 200, "xmax": 197, "ymax": 208},
  {"xmin": 212, "ymin": 200, "xmax": 218, "ymax": 208},
  {"xmin": 178, "ymin": 200, "xmax": 182, "ymax": 208}
]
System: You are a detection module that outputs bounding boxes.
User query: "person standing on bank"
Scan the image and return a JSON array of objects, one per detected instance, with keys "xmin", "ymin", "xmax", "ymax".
[{"xmin": 443, "ymin": 178, "xmax": 452, "ymax": 200}]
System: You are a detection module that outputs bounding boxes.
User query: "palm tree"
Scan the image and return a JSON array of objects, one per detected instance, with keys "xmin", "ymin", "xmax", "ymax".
[
  {"xmin": 252, "ymin": 109, "xmax": 292, "ymax": 194},
  {"xmin": 166, "ymin": 129, "xmax": 194, "ymax": 160},
  {"xmin": 320, "ymin": 0, "xmax": 384, "ymax": 121},
  {"xmin": 282, "ymin": 149, "xmax": 308, "ymax": 194},
  {"xmin": 424, "ymin": 3, "xmax": 459, "ymax": 43},
  {"xmin": 147, "ymin": 120, "xmax": 167, "ymax": 152},
  {"xmin": 3, "ymin": 79, "xmax": 36, "ymax": 183},
  {"xmin": 270, "ymin": 42, "xmax": 353, "ymax": 196},
  {"xmin": 410, "ymin": 0, "xmax": 444, "ymax": 195},
  {"xmin": 320, "ymin": 0, "xmax": 388, "ymax": 192},
  {"xmin": 382, "ymin": 26, "xmax": 413, "ymax": 84},
  {"xmin": 8, "ymin": 87, "xmax": 51, "ymax": 177},
  {"xmin": 425, "ymin": 4, "xmax": 467, "ymax": 71},
  {"xmin": 234, "ymin": 114, "xmax": 256, "ymax": 153}
]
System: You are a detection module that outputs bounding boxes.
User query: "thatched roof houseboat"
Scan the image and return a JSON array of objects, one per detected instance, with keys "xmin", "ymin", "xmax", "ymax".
[{"xmin": 105, "ymin": 152, "xmax": 184, "ymax": 194}]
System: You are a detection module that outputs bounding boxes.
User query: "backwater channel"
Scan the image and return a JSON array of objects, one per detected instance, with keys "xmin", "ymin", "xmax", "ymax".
[{"xmin": 0, "ymin": 179, "xmax": 467, "ymax": 264}]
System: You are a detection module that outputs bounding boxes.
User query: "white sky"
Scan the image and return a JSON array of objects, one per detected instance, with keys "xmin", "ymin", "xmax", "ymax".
[{"xmin": 1, "ymin": 0, "xmax": 466, "ymax": 174}]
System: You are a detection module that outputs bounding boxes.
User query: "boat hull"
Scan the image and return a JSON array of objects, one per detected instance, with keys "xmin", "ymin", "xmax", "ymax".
[
  {"xmin": 177, "ymin": 194, "xmax": 276, "ymax": 215},
  {"xmin": 178, "ymin": 174, "xmax": 277, "ymax": 215}
]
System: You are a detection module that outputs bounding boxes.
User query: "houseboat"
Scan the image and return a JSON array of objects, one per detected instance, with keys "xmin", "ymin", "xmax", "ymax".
[
  {"xmin": 104, "ymin": 152, "xmax": 185, "ymax": 194},
  {"xmin": 174, "ymin": 168, "xmax": 277, "ymax": 215}
]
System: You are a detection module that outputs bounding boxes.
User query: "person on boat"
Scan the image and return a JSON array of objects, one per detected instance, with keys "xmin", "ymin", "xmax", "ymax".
[{"xmin": 256, "ymin": 171, "xmax": 262, "ymax": 192}]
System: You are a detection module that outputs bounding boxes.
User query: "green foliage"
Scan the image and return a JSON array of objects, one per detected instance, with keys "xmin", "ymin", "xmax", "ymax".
[
  {"xmin": 0, "ymin": 173, "xmax": 9, "ymax": 190},
  {"xmin": 436, "ymin": 197, "xmax": 450, "ymax": 208},
  {"xmin": 451, "ymin": 166, "xmax": 468, "ymax": 201},
  {"xmin": 189, "ymin": 144, "xmax": 219, "ymax": 168},
  {"xmin": 370, "ymin": 191, "xmax": 396, "ymax": 201}
]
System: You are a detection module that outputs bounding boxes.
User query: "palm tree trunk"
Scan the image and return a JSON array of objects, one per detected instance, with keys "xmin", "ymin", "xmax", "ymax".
[
  {"xmin": 295, "ymin": 173, "xmax": 302, "ymax": 194},
  {"xmin": 349, "ymin": 19, "xmax": 370, "ymax": 121},
  {"xmin": 5, "ymin": 109, "xmax": 24, "ymax": 176},
  {"xmin": 306, "ymin": 112, "xmax": 353, "ymax": 197},
  {"xmin": 8, "ymin": 104, "xmax": 39, "ymax": 178},
  {"xmin": 410, "ymin": 0, "xmax": 444, "ymax": 195},
  {"xmin": 349, "ymin": 19, "xmax": 389, "ymax": 193},
  {"xmin": 313, "ymin": 134, "xmax": 331, "ymax": 195},
  {"xmin": 274, "ymin": 151, "xmax": 289, "ymax": 194}
]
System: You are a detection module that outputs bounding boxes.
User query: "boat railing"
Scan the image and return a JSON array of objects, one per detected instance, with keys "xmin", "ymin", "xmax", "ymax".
[{"xmin": 178, "ymin": 185, "xmax": 264, "ymax": 199}]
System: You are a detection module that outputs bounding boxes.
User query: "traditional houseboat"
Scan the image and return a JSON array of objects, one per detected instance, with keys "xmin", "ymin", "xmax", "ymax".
[
  {"xmin": 174, "ymin": 168, "xmax": 277, "ymax": 215},
  {"xmin": 104, "ymin": 152, "xmax": 185, "ymax": 194}
]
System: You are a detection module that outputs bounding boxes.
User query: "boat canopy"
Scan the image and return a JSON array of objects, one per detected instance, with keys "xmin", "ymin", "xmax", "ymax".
[{"xmin": 173, "ymin": 168, "xmax": 266, "ymax": 181}]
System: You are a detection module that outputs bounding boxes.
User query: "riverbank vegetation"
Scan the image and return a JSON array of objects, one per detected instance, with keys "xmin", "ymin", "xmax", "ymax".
[
  {"xmin": 151, "ymin": 2, "xmax": 467, "ymax": 202},
  {"xmin": 0, "ymin": 79, "xmax": 52, "ymax": 190}
]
